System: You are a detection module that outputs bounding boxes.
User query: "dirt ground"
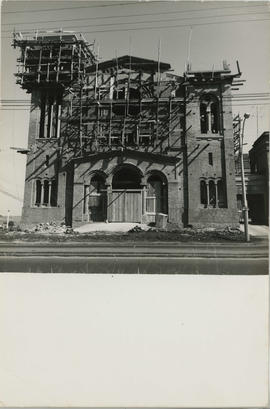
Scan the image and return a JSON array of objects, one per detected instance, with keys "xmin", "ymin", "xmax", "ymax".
[{"xmin": 0, "ymin": 227, "xmax": 246, "ymax": 243}]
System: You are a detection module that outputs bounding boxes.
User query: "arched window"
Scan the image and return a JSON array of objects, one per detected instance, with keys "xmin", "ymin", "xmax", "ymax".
[
  {"xmin": 35, "ymin": 180, "xmax": 42, "ymax": 206},
  {"xmin": 209, "ymin": 180, "xmax": 216, "ymax": 207},
  {"xmin": 34, "ymin": 178, "xmax": 57, "ymax": 207},
  {"xmin": 146, "ymin": 175, "xmax": 168, "ymax": 214},
  {"xmin": 112, "ymin": 167, "xmax": 141, "ymax": 190},
  {"xmin": 200, "ymin": 178, "xmax": 227, "ymax": 208},
  {"xmin": 200, "ymin": 94, "xmax": 220, "ymax": 134},
  {"xmin": 50, "ymin": 179, "xmax": 58, "ymax": 207},
  {"xmin": 43, "ymin": 180, "xmax": 49, "ymax": 205},
  {"xmin": 200, "ymin": 180, "xmax": 207, "ymax": 207},
  {"xmin": 217, "ymin": 180, "xmax": 227, "ymax": 208},
  {"xmin": 90, "ymin": 174, "xmax": 105, "ymax": 194}
]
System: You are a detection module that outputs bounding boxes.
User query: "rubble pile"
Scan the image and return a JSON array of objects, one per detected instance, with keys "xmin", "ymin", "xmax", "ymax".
[{"xmin": 27, "ymin": 222, "xmax": 74, "ymax": 235}]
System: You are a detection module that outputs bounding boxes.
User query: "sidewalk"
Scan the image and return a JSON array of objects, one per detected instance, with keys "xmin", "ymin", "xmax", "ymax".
[
  {"xmin": 74, "ymin": 222, "xmax": 149, "ymax": 233},
  {"xmin": 239, "ymin": 224, "xmax": 269, "ymax": 237}
]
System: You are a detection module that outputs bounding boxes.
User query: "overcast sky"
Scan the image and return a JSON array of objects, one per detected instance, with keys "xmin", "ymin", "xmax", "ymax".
[{"xmin": 1, "ymin": 0, "xmax": 270, "ymax": 215}]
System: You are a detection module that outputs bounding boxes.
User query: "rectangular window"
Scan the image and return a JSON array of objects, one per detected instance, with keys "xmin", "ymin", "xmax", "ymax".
[{"xmin": 208, "ymin": 152, "xmax": 213, "ymax": 166}]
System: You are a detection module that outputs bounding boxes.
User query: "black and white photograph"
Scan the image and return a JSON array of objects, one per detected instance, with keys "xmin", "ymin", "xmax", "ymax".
[{"xmin": 0, "ymin": 0, "xmax": 269, "ymax": 407}]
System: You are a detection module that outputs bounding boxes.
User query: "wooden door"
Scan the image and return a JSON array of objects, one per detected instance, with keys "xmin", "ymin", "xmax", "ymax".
[{"xmin": 109, "ymin": 190, "xmax": 142, "ymax": 222}]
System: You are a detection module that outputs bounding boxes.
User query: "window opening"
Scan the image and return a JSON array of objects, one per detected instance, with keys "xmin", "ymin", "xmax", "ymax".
[
  {"xmin": 200, "ymin": 178, "xmax": 227, "ymax": 208},
  {"xmin": 217, "ymin": 180, "xmax": 227, "ymax": 208},
  {"xmin": 50, "ymin": 179, "xmax": 58, "ymax": 207},
  {"xmin": 208, "ymin": 152, "xmax": 213, "ymax": 166},
  {"xmin": 34, "ymin": 178, "xmax": 57, "ymax": 207},
  {"xmin": 45, "ymin": 155, "xmax": 50, "ymax": 167},
  {"xmin": 43, "ymin": 180, "xmax": 49, "ymax": 205},
  {"xmin": 200, "ymin": 94, "xmax": 219, "ymax": 134},
  {"xmin": 200, "ymin": 180, "xmax": 207, "ymax": 207},
  {"xmin": 112, "ymin": 86, "xmax": 140, "ymax": 116},
  {"xmin": 112, "ymin": 167, "xmax": 141, "ymax": 189},
  {"xmin": 39, "ymin": 92, "xmax": 62, "ymax": 139},
  {"xmin": 35, "ymin": 180, "xmax": 42, "ymax": 206},
  {"xmin": 209, "ymin": 180, "xmax": 216, "ymax": 207},
  {"xmin": 146, "ymin": 175, "xmax": 168, "ymax": 214},
  {"xmin": 87, "ymin": 174, "xmax": 106, "ymax": 222}
]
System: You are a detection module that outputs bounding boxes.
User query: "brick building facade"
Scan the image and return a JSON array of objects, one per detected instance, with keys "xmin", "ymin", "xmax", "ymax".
[
  {"xmin": 13, "ymin": 31, "xmax": 242, "ymax": 228},
  {"xmin": 235, "ymin": 132, "xmax": 269, "ymax": 225}
]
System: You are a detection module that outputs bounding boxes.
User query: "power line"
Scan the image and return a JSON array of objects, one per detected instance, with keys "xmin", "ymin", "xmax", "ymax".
[
  {"xmin": 3, "ymin": 3, "xmax": 267, "ymax": 26},
  {"xmin": 3, "ymin": 10, "xmax": 269, "ymax": 33},
  {"xmin": 3, "ymin": 16, "xmax": 270, "ymax": 38},
  {"xmin": 81, "ymin": 17, "xmax": 270, "ymax": 34},
  {"xmin": 2, "ymin": 2, "xmax": 140, "ymax": 14}
]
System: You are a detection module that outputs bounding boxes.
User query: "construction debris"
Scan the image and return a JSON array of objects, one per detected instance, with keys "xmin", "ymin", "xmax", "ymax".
[{"xmin": 27, "ymin": 221, "xmax": 74, "ymax": 234}]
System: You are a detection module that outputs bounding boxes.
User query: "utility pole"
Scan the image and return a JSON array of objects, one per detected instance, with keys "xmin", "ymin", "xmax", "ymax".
[
  {"xmin": 239, "ymin": 113, "xmax": 250, "ymax": 242},
  {"xmin": 6, "ymin": 210, "xmax": 10, "ymax": 230}
]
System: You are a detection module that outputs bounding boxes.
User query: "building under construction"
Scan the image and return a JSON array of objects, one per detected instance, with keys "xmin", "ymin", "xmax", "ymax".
[{"xmin": 13, "ymin": 30, "xmax": 243, "ymax": 227}]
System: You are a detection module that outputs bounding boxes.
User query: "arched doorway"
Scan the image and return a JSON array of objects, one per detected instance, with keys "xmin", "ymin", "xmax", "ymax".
[
  {"xmin": 84, "ymin": 174, "xmax": 106, "ymax": 222},
  {"xmin": 146, "ymin": 174, "xmax": 168, "ymax": 215},
  {"xmin": 109, "ymin": 165, "xmax": 143, "ymax": 222}
]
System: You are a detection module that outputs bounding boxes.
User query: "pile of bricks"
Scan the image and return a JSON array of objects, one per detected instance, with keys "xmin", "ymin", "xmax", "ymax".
[{"xmin": 29, "ymin": 222, "xmax": 73, "ymax": 234}]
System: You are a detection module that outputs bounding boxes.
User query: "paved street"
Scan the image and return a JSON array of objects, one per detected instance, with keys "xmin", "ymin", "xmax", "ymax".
[
  {"xmin": 0, "ymin": 240, "xmax": 268, "ymax": 274},
  {"xmin": 0, "ymin": 255, "xmax": 267, "ymax": 274}
]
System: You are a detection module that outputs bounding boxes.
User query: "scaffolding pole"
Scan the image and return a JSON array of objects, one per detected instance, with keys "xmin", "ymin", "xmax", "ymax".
[
  {"xmin": 109, "ymin": 101, "xmax": 112, "ymax": 146},
  {"xmin": 94, "ymin": 46, "xmax": 99, "ymax": 100},
  {"xmin": 46, "ymin": 47, "xmax": 52, "ymax": 81},
  {"xmin": 37, "ymin": 47, "xmax": 42, "ymax": 83},
  {"xmin": 56, "ymin": 43, "xmax": 62, "ymax": 82},
  {"xmin": 168, "ymin": 97, "xmax": 172, "ymax": 148},
  {"xmin": 156, "ymin": 38, "xmax": 161, "ymax": 144}
]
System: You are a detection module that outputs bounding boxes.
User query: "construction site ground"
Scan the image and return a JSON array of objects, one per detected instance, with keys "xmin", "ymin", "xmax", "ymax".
[{"xmin": 0, "ymin": 222, "xmax": 268, "ymax": 243}]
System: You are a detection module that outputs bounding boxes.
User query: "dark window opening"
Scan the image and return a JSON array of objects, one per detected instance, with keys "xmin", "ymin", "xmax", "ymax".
[
  {"xmin": 217, "ymin": 180, "xmax": 227, "ymax": 208},
  {"xmin": 35, "ymin": 178, "xmax": 57, "ymax": 207},
  {"xmin": 211, "ymin": 102, "xmax": 219, "ymax": 133},
  {"xmin": 200, "ymin": 94, "xmax": 220, "ymax": 134},
  {"xmin": 39, "ymin": 93, "xmax": 62, "ymax": 139},
  {"xmin": 126, "ymin": 132, "xmax": 136, "ymax": 146},
  {"xmin": 90, "ymin": 174, "xmax": 105, "ymax": 194},
  {"xmin": 200, "ymin": 180, "xmax": 207, "ymax": 206},
  {"xmin": 112, "ymin": 167, "xmax": 141, "ymax": 189},
  {"xmin": 39, "ymin": 94, "xmax": 46, "ymax": 138},
  {"xmin": 50, "ymin": 179, "xmax": 58, "ymax": 207},
  {"xmin": 35, "ymin": 180, "xmax": 42, "ymax": 205},
  {"xmin": 200, "ymin": 178, "xmax": 227, "ymax": 208},
  {"xmin": 208, "ymin": 152, "xmax": 213, "ymax": 166},
  {"xmin": 46, "ymin": 155, "xmax": 50, "ymax": 167},
  {"xmin": 112, "ymin": 87, "xmax": 140, "ymax": 116},
  {"xmin": 87, "ymin": 174, "xmax": 106, "ymax": 222},
  {"xmin": 43, "ymin": 180, "xmax": 49, "ymax": 205},
  {"xmin": 146, "ymin": 175, "xmax": 168, "ymax": 214},
  {"xmin": 209, "ymin": 180, "xmax": 216, "ymax": 207}
]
